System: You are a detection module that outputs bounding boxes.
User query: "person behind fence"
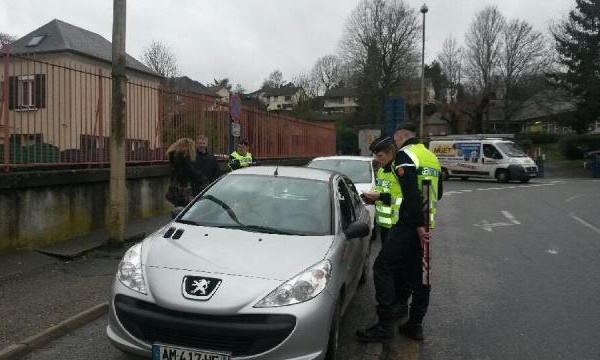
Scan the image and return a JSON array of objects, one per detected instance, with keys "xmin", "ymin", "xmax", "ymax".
[
  {"xmin": 228, "ymin": 139, "xmax": 253, "ymax": 171},
  {"xmin": 193, "ymin": 134, "xmax": 221, "ymax": 195},
  {"xmin": 165, "ymin": 138, "xmax": 199, "ymax": 207}
]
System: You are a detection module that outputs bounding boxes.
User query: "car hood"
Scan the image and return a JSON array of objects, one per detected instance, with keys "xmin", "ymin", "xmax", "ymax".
[{"xmin": 143, "ymin": 225, "xmax": 334, "ymax": 282}]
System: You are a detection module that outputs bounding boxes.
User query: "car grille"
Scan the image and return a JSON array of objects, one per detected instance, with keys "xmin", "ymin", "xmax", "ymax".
[
  {"xmin": 526, "ymin": 166, "xmax": 538, "ymax": 173},
  {"xmin": 114, "ymin": 295, "xmax": 296, "ymax": 356}
]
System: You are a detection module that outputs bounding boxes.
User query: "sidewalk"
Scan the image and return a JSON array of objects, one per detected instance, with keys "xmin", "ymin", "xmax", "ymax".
[{"xmin": 0, "ymin": 212, "xmax": 172, "ymax": 356}]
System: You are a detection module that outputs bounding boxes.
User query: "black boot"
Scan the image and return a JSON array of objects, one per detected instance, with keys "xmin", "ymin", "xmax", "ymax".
[
  {"xmin": 394, "ymin": 303, "xmax": 409, "ymax": 319},
  {"xmin": 356, "ymin": 322, "xmax": 393, "ymax": 343},
  {"xmin": 398, "ymin": 321, "xmax": 424, "ymax": 341}
]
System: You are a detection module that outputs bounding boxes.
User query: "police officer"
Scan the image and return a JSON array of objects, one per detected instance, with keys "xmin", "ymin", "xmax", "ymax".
[
  {"xmin": 228, "ymin": 139, "xmax": 253, "ymax": 171},
  {"xmin": 361, "ymin": 136, "xmax": 411, "ymax": 318},
  {"xmin": 357, "ymin": 123, "xmax": 442, "ymax": 342}
]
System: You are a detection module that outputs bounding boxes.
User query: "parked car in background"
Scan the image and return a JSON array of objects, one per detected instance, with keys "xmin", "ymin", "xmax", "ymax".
[
  {"xmin": 307, "ymin": 156, "xmax": 377, "ymax": 238},
  {"xmin": 107, "ymin": 166, "xmax": 372, "ymax": 360}
]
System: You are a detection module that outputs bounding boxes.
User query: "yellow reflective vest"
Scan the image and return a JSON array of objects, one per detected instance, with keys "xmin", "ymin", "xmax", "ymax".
[
  {"xmin": 402, "ymin": 143, "xmax": 441, "ymax": 229},
  {"xmin": 374, "ymin": 164, "xmax": 403, "ymax": 229},
  {"xmin": 228, "ymin": 151, "xmax": 253, "ymax": 171}
]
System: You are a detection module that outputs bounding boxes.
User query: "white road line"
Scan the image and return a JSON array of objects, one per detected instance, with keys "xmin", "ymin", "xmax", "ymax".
[
  {"xmin": 569, "ymin": 213, "xmax": 600, "ymax": 236},
  {"xmin": 460, "ymin": 189, "xmax": 473, "ymax": 192},
  {"xmin": 501, "ymin": 210, "xmax": 521, "ymax": 225},
  {"xmin": 566, "ymin": 194, "xmax": 585, "ymax": 203}
]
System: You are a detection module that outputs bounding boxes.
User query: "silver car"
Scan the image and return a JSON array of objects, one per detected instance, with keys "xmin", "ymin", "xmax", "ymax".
[
  {"xmin": 107, "ymin": 166, "xmax": 373, "ymax": 360},
  {"xmin": 307, "ymin": 156, "xmax": 377, "ymax": 237}
]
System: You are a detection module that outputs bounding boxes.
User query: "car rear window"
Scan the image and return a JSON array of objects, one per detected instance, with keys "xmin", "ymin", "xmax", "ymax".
[{"xmin": 308, "ymin": 159, "xmax": 372, "ymax": 184}]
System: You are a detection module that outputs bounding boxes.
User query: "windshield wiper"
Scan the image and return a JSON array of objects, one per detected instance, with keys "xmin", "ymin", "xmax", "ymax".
[
  {"xmin": 176, "ymin": 219, "xmax": 201, "ymax": 226},
  {"xmin": 228, "ymin": 224, "xmax": 297, "ymax": 235}
]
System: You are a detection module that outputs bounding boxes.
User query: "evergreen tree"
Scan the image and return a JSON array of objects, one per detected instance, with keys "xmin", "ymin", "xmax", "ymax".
[{"xmin": 554, "ymin": 0, "xmax": 600, "ymax": 133}]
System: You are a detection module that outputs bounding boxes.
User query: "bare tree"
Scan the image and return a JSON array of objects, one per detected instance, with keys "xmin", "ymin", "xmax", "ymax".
[
  {"xmin": 464, "ymin": 6, "xmax": 506, "ymax": 131},
  {"xmin": 141, "ymin": 40, "xmax": 179, "ymax": 78},
  {"xmin": 0, "ymin": 32, "xmax": 17, "ymax": 47},
  {"xmin": 262, "ymin": 70, "xmax": 285, "ymax": 88},
  {"xmin": 311, "ymin": 55, "xmax": 342, "ymax": 94},
  {"xmin": 292, "ymin": 71, "xmax": 318, "ymax": 98},
  {"xmin": 437, "ymin": 35, "xmax": 463, "ymax": 103},
  {"xmin": 499, "ymin": 19, "xmax": 548, "ymax": 121},
  {"xmin": 340, "ymin": 0, "xmax": 420, "ymax": 125}
]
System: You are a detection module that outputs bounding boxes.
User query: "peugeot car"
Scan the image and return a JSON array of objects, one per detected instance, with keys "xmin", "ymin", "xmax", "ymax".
[{"xmin": 107, "ymin": 166, "xmax": 372, "ymax": 360}]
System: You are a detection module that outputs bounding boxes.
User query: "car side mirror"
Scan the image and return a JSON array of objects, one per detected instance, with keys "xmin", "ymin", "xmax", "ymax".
[
  {"xmin": 345, "ymin": 221, "xmax": 370, "ymax": 239},
  {"xmin": 171, "ymin": 206, "xmax": 185, "ymax": 219}
]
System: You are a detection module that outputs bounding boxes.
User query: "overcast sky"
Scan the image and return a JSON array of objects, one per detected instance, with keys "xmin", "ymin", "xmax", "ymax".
[{"xmin": 1, "ymin": 0, "xmax": 575, "ymax": 90}]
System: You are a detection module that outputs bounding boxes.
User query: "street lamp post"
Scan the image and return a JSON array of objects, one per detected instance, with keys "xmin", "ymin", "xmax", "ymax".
[{"xmin": 420, "ymin": 3, "xmax": 428, "ymax": 138}]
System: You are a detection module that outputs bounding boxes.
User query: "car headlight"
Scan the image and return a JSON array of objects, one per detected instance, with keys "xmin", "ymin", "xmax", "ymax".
[
  {"xmin": 254, "ymin": 260, "xmax": 331, "ymax": 308},
  {"xmin": 118, "ymin": 242, "xmax": 146, "ymax": 294}
]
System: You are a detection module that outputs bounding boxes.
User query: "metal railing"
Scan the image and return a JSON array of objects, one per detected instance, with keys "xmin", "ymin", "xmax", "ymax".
[{"xmin": 1, "ymin": 50, "xmax": 336, "ymax": 172}]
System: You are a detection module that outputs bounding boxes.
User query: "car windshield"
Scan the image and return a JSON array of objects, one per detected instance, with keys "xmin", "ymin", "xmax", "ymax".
[
  {"xmin": 308, "ymin": 159, "xmax": 372, "ymax": 184},
  {"xmin": 496, "ymin": 142, "xmax": 528, "ymax": 157},
  {"xmin": 179, "ymin": 174, "xmax": 332, "ymax": 236}
]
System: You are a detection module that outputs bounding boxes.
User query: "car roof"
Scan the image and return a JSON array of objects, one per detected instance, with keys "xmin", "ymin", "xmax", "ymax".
[
  {"xmin": 310, "ymin": 156, "xmax": 373, "ymax": 162},
  {"xmin": 231, "ymin": 165, "xmax": 336, "ymax": 182}
]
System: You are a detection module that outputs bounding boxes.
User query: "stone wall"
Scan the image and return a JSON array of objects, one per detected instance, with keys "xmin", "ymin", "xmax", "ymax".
[{"xmin": 0, "ymin": 159, "xmax": 309, "ymax": 252}]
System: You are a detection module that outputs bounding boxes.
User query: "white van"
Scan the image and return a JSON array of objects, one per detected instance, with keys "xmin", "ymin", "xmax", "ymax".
[{"xmin": 429, "ymin": 135, "xmax": 538, "ymax": 183}]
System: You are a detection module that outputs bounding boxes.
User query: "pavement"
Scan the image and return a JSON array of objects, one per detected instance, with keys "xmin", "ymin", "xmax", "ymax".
[
  {"xmin": 0, "ymin": 212, "xmax": 172, "ymax": 360},
  {"xmin": 0, "ymin": 161, "xmax": 594, "ymax": 360}
]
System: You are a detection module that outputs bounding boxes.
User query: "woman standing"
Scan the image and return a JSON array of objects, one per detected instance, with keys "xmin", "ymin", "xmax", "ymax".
[{"xmin": 165, "ymin": 138, "xmax": 198, "ymax": 207}]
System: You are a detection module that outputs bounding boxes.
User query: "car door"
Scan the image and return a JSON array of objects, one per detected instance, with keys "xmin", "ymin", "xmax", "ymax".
[
  {"xmin": 336, "ymin": 177, "xmax": 367, "ymax": 294},
  {"xmin": 481, "ymin": 143, "xmax": 503, "ymax": 178}
]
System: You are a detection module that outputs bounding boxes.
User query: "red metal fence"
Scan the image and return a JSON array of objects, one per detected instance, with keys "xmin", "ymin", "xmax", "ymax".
[{"xmin": 0, "ymin": 49, "xmax": 336, "ymax": 172}]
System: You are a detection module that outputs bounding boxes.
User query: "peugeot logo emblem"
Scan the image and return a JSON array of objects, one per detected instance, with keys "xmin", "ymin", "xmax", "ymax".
[{"xmin": 182, "ymin": 276, "xmax": 222, "ymax": 301}]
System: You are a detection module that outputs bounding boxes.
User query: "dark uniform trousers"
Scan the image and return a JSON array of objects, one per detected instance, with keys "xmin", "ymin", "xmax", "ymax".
[{"xmin": 374, "ymin": 224, "xmax": 430, "ymax": 325}]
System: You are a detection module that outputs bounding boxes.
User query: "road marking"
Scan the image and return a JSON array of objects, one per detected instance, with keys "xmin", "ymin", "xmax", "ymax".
[
  {"xmin": 569, "ymin": 213, "xmax": 600, "ymax": 235},
  {"xmin": 460, "ymin": 189, "xmax": 473, "ymax": 192},
  {"xmin": 501, "ymin": 211, "xmax": 521, "ymax": 225},
  {"xmin": 565, "ymin": 194, "xmax": 585, "ymax": 202},
  {"xmin": 474, "ymin": 211, "xmax": 521, "ymax": 232},
  {"xmin": 547, "ymin": 249, "xmax": 559, "ymax": 255}
]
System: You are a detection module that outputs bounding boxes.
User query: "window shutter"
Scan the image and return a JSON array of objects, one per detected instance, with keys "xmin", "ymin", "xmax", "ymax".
[
  {"xmin": 8, "ymin": 76, "xmax": 16, "ymax": 110},
  {"xmin": 34, "ymin": 74, "xmax": 46, "ymax": 108}
]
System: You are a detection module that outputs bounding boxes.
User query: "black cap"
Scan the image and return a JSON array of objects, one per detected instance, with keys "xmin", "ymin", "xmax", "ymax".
[
  {"xmin": 369, "ymin": 136, "xmax": 394, "ymax": 153},
  {"xmin": 395, "ymin": 122, "xmax": 417, "ymax": 133},
  {"xmin": 238, "ymin": 139, "xmax": 249, "ymax": 146}
]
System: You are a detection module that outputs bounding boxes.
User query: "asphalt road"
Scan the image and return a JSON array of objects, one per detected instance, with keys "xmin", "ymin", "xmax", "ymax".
[{"xmin": 23, "ymin": 177, "xmax": 600, "ymax": 360}]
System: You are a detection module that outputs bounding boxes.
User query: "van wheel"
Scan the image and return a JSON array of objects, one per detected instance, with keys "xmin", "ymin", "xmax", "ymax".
[
  {"xmin": 441, "ymin": 168, "xmax": 449, "ymax": 181},
  {"xmin": 496, "ymin": 170, "xmax": 509, "ymax": 183},
  {"xmin": 324, "ymin": 301, "xmax": 341, "ymax": 360},
  {"xmin": 460, "ymin": 177, "xmax": 469, "ymax": 181}
]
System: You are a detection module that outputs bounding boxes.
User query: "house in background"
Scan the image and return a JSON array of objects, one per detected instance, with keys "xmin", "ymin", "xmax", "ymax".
[
  {"xmin": 322, "ymin": 88, "xmax": 359, "ymax": 114},
  {"xmin": 251, "ymin": 83, "xmax": 305, "ymax": 111},
  {"xmin": 206, "ymin": 85, "xmax": 230, "ymax": 103},
  {"xmin": 0, "ymin": 19, "xmax": 163, "ymax": 160},
  {"xmin": 166, "ymin": 76, "xmax": 219, "ymax": 99},
  {"xmin": 394, "ymin": 78, "xmax": 435, "ymax": 105}
]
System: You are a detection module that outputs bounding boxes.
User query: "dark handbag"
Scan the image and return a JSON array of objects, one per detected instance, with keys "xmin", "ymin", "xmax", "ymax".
[{"xmin": 165, "ymin": 180, "xmax": 192, "ymax": 207}]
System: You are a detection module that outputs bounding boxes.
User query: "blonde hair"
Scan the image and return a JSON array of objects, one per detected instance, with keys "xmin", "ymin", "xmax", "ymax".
[{"xmin": 167, "ymin": 138, "xmax": 196, "ymax": 161}]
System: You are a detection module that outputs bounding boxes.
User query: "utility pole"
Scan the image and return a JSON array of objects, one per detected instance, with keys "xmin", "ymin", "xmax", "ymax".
[
  {"xmin": 108, "ymin": 0, "xmax": 127, "ymax": 246},
  {"xmin": 419, "ymin": 3, "xmax": 428, "ymax": 138}
]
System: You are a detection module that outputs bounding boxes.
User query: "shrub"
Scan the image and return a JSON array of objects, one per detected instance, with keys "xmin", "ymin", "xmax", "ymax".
[{"xmin": 558, "ymin": 134, "xmax": 600, "ymax": 159}]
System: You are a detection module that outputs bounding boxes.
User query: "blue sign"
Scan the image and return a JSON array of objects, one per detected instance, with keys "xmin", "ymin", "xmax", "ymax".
[
  {"xmin": 230, "ymin": 95, "xmax": 242, "ymax": 122},
  {"xmin": 383, "ymin": 96, "xmax": 406, "ymax": 136}
]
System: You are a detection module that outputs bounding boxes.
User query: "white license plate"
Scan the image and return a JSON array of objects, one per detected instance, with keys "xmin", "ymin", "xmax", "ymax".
[{"xmin": 152, "ymin": 343, "xmax": 231, "ymax": 360}]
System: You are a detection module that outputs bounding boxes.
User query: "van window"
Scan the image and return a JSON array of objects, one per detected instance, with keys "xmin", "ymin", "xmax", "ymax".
[
  {"xmin": 483, "ymin": 144, "xmax": 503, "ymax": 159},
  {"xmin": 496, "ymin": 142, "xmax": 528, "ymax": 157}
]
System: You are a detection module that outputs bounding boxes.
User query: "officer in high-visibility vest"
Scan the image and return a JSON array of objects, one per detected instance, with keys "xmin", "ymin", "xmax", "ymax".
[
  {"xmin": 360, "ymin": 136, "xmax": 412, "ymax": 318},
  {"xmin": 228, "ymin": 139, "xmax": 253, "ymax": 171},
  {"xmin": 357, "ymin": 122, "xmax": 442, "ymax": 343}
]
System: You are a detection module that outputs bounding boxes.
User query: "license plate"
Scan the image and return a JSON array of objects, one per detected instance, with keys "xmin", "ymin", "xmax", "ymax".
[{"xmin": 152, "ymin": 343, "xmax": 231, "ymax": 360}]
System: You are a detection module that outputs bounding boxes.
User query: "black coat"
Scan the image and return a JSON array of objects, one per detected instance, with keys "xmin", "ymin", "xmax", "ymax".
[
  {"xmin": 194, "ymin": 151, "xmax": 221, "ymax": 193},
  {"xmin": 168, "ymin": 152, "xmax": 198, "ymax": 186}
]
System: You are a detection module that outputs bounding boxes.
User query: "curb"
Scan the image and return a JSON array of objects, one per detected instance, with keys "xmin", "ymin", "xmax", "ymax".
[{"xmin": 0, "ymin": 302, "xmax": 108, "ymax": 360}]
